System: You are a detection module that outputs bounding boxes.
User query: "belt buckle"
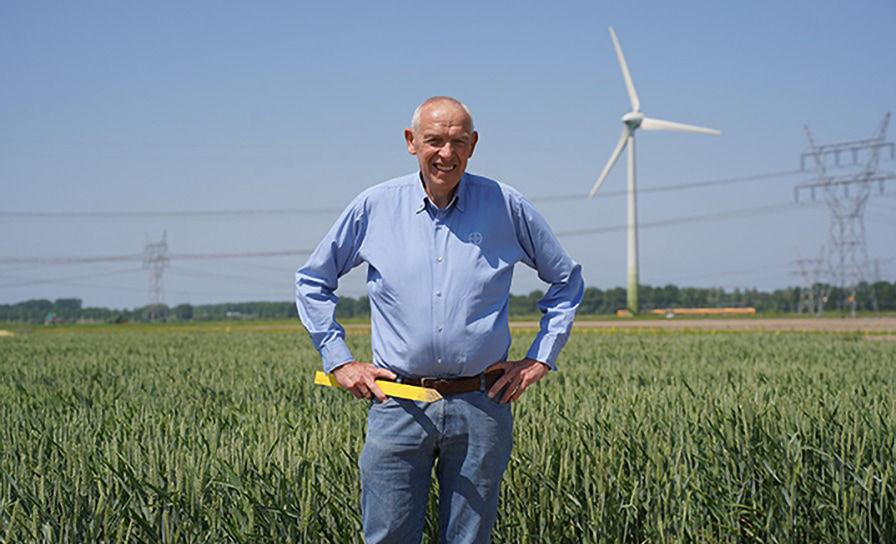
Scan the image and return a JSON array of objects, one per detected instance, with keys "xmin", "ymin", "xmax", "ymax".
[{"xmin": 419, "ymin": 377, "xmax": 447, "ymax": 389}]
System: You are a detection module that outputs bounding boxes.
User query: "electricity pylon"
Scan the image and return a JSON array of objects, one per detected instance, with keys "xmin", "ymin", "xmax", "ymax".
[
  {"xmin": 796, "ymin": 112, "xmax": 895, "ymax": 316},
  {"xmin": 143, "ymin": 231, "xmax": 169, "ymax": 318}
]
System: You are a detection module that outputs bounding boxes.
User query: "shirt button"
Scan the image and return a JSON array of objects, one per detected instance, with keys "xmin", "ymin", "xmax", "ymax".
[
  {"xmin": 437, "ymin": 326, "xmax": 443, "ymax": 332},
  {"xmin": 437, "ymin": 256, "xmax": 443, "ymax": 262},
  {"xmin": 435, "ymin": 291, "xmax": 441, "ymax": 297},
  {"xmin": 437, "ymin": 358, "xmax": 443, "ymax": 364}
]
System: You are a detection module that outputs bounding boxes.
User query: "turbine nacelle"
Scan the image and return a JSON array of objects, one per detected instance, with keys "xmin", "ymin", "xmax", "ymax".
[{"xmin": 622, "ymin": 111, "xmax": 644, "ymax": 129}]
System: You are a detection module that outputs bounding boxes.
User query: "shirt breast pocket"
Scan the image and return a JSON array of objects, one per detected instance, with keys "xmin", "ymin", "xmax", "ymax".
[{"xmin": 462, "ymin": 227, "xmax": 519, "ymax": 273}]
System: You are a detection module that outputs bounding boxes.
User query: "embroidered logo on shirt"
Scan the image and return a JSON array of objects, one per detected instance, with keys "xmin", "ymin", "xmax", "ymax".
[{"xmin": 468, "ymin": 232, "xmax": 483, "ymax": 245}]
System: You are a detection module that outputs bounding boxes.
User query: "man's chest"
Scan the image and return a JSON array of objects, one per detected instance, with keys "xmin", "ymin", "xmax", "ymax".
[{"xmin": 359, "ymin": 207, "xmax": 524, "ymax": 286}]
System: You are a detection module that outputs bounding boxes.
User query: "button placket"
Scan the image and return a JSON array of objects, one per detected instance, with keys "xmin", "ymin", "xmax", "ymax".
[{"xmin": 432, "ymin": 212, "xmax": 448, "ymax": 365}]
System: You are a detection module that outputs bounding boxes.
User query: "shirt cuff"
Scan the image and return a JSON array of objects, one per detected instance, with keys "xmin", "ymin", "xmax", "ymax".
[
  {"xmin": 525, "ymin": 332, "xmax": 565, "ymax": 371},
  {"xmin": 320, "ymin": 339, "xmax": 355, "ymax": 373}
]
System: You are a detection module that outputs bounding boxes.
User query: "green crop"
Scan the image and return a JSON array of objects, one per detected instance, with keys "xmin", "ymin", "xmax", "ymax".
[{"xmin": 0, "ymin": 327, "xmax": 894, "ymax": 542}]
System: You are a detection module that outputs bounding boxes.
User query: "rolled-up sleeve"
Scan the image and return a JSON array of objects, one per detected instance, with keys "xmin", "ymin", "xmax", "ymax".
[
  {"xmin": 295, "ymin": 197, "xmax": 367, "ymax": 373},
  {"xmin": 511, "ymin": 194, "xmax": 584, "ymax": 370}
]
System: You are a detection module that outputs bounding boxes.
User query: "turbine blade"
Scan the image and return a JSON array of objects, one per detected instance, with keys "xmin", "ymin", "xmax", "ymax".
[
  {"xmin": 609, "ymin": 27, "xmax": 640, "ymax": 112},
  {"xmin": 589, "ymin": 126, "xmax": 630, "ymax": 198},
  {"xmin": 640, "ymin": 117, "xmax": 721, "ymax": 136}
]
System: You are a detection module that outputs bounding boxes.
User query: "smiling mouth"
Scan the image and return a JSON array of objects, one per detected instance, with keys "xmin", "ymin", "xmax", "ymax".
[{"xmin": 433, "ymin": 163, "xmax": 456, "ymax": 173}]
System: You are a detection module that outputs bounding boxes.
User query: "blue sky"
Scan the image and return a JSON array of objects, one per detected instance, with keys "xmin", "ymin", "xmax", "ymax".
[{"xmin": 2, "ymin": 1, "xmax": 895, "ymax": 308}]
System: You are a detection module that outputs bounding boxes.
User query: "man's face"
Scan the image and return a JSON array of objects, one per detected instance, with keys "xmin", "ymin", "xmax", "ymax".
[{"xmin": 405, "ymin": 101, "xmax": 478, "ymax": 195}]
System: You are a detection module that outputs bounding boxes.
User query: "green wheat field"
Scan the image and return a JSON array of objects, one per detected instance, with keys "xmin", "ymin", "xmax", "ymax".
[{"xmin": 1, "ymin": 324, "xmax": 894, "ymax": 543}]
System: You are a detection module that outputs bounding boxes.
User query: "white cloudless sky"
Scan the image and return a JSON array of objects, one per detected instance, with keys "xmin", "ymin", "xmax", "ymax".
[{"xmin": 2, "ymin": 1, "xmax": 895, "ymax": 308}]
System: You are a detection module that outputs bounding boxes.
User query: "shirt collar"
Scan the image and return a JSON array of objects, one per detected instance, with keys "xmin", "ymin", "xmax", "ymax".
[{"xmin": 414, "ymin": 172, "xmax": 468, "ymax": 214}]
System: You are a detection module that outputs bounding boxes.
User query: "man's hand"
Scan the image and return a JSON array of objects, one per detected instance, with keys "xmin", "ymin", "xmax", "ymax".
[
  {"xmin": 485, "ymin": 358, "xmax": 550, "ymax": 403},
  {"xmin": 332, "ymin": 362, "xmax": 398, "ymax": 402}
]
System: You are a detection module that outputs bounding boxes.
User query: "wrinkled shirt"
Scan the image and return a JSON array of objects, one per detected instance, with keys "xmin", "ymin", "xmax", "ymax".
[{"xmin": 295, "ymin": 172, "xmax": 584, "ymax": 378}]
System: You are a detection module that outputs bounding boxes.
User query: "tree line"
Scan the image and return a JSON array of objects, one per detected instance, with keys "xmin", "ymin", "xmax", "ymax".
[{"xmin": 2, "ymin": 282, "xmax": 894, "ymax": 324}]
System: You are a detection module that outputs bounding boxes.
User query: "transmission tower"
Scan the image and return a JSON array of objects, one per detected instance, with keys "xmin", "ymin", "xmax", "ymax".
[
  {"xmin": 143, "ymin": 231, "xmax": 169, "ymax": 318},
  {"xmin": 792, "ymin": 251, "xmax": 828, "ymax": 315},
  {"xmin": 795, "ymin": 112, "xmax": 895, "ymax": 316}
]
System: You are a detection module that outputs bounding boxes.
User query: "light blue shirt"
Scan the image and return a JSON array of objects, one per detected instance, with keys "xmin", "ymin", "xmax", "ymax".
[{"xmin": 295, "ymin": 172, "xmax": 584, "ymax": 377}]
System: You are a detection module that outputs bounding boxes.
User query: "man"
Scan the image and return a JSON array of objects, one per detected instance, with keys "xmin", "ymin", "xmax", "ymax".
[{"xmin": 295, "ymin": 96, "xmax": 583, "ymax": 543}]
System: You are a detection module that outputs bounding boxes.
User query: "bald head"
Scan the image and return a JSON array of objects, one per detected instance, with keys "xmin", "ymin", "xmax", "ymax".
[
  {"xmin": 404, "ymin": 96, "xmax": 479, "ymax": 208},
  {"xmin": 411, "ymin": 96, "xmax": 475, "ymax": 134}
]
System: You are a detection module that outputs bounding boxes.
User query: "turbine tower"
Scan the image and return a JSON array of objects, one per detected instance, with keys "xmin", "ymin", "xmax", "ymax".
[{"xmin": 589, "ymin": 27, "xmax": 721, "ymax": 314}]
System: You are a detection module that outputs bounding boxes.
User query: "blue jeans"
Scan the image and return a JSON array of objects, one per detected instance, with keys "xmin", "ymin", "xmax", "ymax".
[{"xmin": 359, "ymin": 391, "xmax": 513, "ymax": 544}]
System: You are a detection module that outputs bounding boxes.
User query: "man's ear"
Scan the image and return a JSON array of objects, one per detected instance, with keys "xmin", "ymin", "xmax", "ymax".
[
  {"xmin": 468, "ymin": 131, "xmax": 479, "ymax": 158},
  {"xmin": 404, "ymin": 128, "xmax": 417, "ymax": 155}
]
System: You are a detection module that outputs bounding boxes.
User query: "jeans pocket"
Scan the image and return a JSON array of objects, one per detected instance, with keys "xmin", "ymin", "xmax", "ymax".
[
  {"xmin": 370, "ymin": 396, "xmax": 398, "ymax": 409},
  {"xmin": 484, "ymin": 383, "xmax": 512, "ymax": 405},
  {"xmin": 482, "ymin": 390, "xmax": 513, "ymax": 410}
]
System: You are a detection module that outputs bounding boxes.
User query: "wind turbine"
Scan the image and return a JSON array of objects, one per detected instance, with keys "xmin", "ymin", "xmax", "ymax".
[{"xmin": 589, "ymin": 27, "xmax": 720, "ymax": 314}]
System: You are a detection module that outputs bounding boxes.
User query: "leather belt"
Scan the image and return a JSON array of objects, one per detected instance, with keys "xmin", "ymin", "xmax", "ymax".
[{"xmin": 398, "ymin": 369, "xmax": 504, "ymax": 396}]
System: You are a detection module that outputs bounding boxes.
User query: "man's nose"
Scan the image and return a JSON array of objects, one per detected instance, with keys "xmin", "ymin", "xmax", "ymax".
[{"xmin": 438, "ymin": 143, "xmax": 454, "ymax": 157}]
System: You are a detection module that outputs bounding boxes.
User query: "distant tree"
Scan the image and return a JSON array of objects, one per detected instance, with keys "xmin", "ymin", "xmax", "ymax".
[
  {"xmin": 527, "ymin": 290, "xmax": 544, "ymax": 313},
  {"xmin": 605, "ymin": 287, "xmax": 627, "ymax": 312},
  {"xmin": 174, "ymin": 304, "xmax": 194, "ymax": 321},
  {"xmin": 873, "ymin": 281, "xmax": 895, "ymax": 311},
  {"xmin": 23, "ymin": 299, "xmax": 54, "ymax": 312},
  {"xmin": 680, "ymin": 288, "xmax": 707, "ymax": 307},
  {"xmin": 335, "ymin": 297, "xmax": 355, "ymax": 318},
  {"xmin": 356, "ymin": 296, "xmax": 370, "ymax": 317},
  {"xmin": 2, "ymin": 281, "xmax": 894, "ymax": 323},
  {"xmin": 54, "ymin": 298, "xmax": 82, "ymax": 311},
  {"xmin": 141, "ymin": 304, "xmax": 169, "ymax": 322},
  {"xmin": 659, "ymin": 284, "xmax": 679, "ymax": 308},
  {"xmin": 507, "ymin": 293, "xmax": 530, "ymax": 315},
  {"xmin": 580, "ymin": 287, "xmax": 603, "ymax": 314}
]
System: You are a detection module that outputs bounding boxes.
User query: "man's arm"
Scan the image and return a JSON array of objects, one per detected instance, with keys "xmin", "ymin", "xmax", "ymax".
[
  {"xmin": 488, "ymin": 193, "xmax": 584, "ymax": 402},
  {"xmin": 512, "ymin": 194, "xmax": 584, "ymax": 368},
  {"xmin": 295, "ymin": 196, "xmax": 396, "ymax": 400}
]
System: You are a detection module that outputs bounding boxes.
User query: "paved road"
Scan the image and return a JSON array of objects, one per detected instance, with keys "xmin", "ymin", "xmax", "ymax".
[
  {"xmin": 256, "ymin": 317, "xmax": 896, "ymax": 334},
  {"xmin": 518, "ymin": 317, "xmax": 896, "ymax": 332},
  {"xmin": 330, "ymin": 318, "xmax": 896, "ymax": 333}
]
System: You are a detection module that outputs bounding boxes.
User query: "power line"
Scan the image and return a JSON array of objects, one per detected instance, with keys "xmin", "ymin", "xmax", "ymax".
[
  {"xmin": 0, "ymin": 167, "xmax": 814, "ymax": 219},
  {"xmin": 218, "ymin": 260, "xmax": 303, "ymax": 273},
  {"xmin": 0, "ymin": 267, "xmax": 145, "ymax": 289},
  {"xmin": 0, "ymin": 274, "xmax": 290, "ymax": 299},
  {"xmin": 0, "ymin": 253, "xmax": 144, "ymax": 265},
  {"xmin": 169, "ymin": 250, "xmax": 313, "ymax": 261},
  {"xmin": 531, "ymin": 168, "xmax": 806, "ymax": 203},
  {"xmin": 0, "ymin": 201, "xmax": 821, "ymax": 267},
  {"xmin": 555, "ymin": 201, "xmax": 820, "ymax": 238},
  {"xmin": 0, "ymin": 207, "xmax": 343, "ymax": 219},
  {"xmin": 649, "ymin": 262, "xmax": 792, "ymax": 285},
  {"xmin": 0, "ymin": 136, "xmax": 309, "ymax": 151},
  {"xmin": 0, "ymin": 249, "xmax": 313, "ymax": 266},
  {"xmin": 167, "ymin": 265, "xmax": 289, "ymax": 289}
]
